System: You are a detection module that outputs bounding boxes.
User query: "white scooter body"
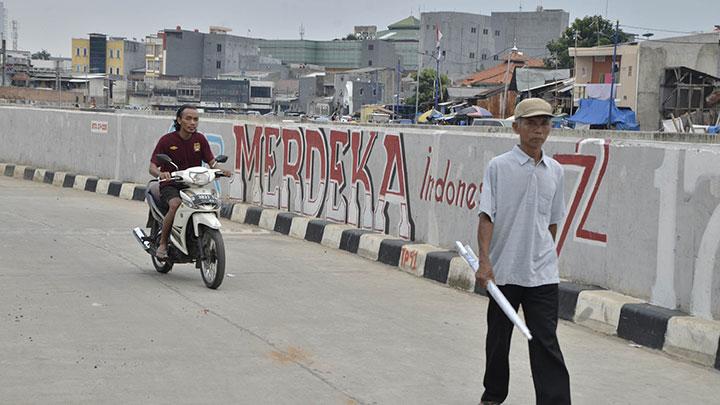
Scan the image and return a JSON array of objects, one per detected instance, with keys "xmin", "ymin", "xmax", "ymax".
[{"xmin": 146, "ymin": 166, "xmax": 222, "ymax": 255}]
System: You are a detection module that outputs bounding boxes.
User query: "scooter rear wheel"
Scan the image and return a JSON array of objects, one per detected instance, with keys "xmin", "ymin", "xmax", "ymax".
[
  {"xmin": 150, "ymin": 223, "xmax": 173, "ymax": 274},
  {"xmin": 152, "ymin": 253, "xmax": 173, "ymax": 274}
]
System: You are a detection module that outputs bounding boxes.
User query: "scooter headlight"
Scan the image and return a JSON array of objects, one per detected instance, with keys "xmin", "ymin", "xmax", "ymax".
[{"xmin": 189, "ymin": 171, "xmax": 211, "ymax": 186}]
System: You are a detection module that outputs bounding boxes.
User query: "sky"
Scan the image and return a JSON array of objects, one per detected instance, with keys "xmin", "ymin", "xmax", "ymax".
[{"xmin": 3, "ymin": 0, "xmax": 719, "ymax": 58}]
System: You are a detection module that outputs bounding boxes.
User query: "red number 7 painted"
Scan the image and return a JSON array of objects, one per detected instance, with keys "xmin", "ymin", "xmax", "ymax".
[{"xmin": 554, "ymin": 139, "xmax": 610, "ymax": 256}]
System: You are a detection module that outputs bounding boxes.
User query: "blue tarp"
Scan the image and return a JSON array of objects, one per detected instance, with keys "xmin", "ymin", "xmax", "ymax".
[
  {"xmin": 569, "ymin": 98, "xmax": 640, "ymax": 131},
  {"xmin": 708, "ymin": 126, "xmax": 720, "ymax": 134}
]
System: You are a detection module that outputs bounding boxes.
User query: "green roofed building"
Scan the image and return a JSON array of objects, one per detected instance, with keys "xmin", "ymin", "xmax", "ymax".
[{"xmin": 377, "ymin": 16, "xmax": 420, "ymax": 72}]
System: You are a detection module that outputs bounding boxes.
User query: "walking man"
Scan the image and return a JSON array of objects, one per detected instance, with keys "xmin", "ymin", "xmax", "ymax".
[{"xmin": 476, "ymin": 98, "xmax": 571, "ymax": 404}]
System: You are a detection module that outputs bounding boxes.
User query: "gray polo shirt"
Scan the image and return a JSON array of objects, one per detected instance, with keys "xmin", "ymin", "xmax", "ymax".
[{"xmin": 478, "ymin": 145, "xmax": 566, "ymax": 287}]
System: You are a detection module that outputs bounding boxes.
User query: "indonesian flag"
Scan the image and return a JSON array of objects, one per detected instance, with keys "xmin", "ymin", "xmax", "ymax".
[{"xmin": 435, "ymin": 24, "xmax": 443, "ymax": 50}]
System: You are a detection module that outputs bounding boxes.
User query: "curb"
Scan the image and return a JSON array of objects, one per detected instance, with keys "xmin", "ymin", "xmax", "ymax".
[{"xmin": 3, "ymin": 162, "xmax": 720, "ymax": 371}]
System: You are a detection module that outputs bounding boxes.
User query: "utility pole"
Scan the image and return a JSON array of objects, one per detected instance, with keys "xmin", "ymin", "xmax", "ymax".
[
  {"xmin": 1, "ymin": 37, "xmax": 5, "ymax": 87},
  {"xmin": 434, "ymin": 52, "xmax": 440, "ymax": 111},
  {"xmin": 500, "ymin": 40, "xmax": 518, "ymax": 118},
  {"xmin": 414, "ymin": 52, "xmax": 422, "ymax": 120},
  {"xmin": 608, "ymin": 20, "xmax": 619, "ymax": 128}
]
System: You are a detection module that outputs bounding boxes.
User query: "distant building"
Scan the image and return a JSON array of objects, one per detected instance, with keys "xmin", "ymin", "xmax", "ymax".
[
  {"xmin": 333, "ymin": 67, "xmax": 399, "ymax": 114},
  {"xmin": 377, "ymin": 16, "xmax": 421, "ymax": 72},
  {"xmin": 570, "ymin": 32, "xmax": 720, "ymax": 130},
  {"xmin": 257, "ymin": 39, "xmax": 398, "ymax": 71},
  {"xmin": 0, "ymin": 1, "xmax": 6, "ymax": 42},
  {"xmin": 145, "ymin": 32, "xmax": 164, "ymax": 79},
  {"xmin": 419, "ymin": 8, "xmax": 569, "ymax": 81},
  {"xmin": 158, "ymin": 26, "xmax": 259, "ymax": 78},
  {"xmin": 71, "ymin": 33, "xmax": 144, "ymax": 78}
]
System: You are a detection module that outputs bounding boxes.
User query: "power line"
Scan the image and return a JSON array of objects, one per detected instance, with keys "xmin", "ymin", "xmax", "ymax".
[{"xmin": 619, "ymin": 24, "xmax": 697, "ymax": 35}]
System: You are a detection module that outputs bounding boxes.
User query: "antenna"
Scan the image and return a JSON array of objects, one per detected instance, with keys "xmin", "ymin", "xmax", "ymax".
[
  {"xmin": 11, "ymin": 20, "xmax": 17, "ymax": 50},
  {"xmin": 519, "ymin": 0, "xmax": 522, "ymax": 11},
  {"xmin": 299, "ymin": 23, "xmax": 305, "ymax": 40}
]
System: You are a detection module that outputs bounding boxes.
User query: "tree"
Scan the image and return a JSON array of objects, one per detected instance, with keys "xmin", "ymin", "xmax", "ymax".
[
  {"xmin": 545, "ymin": 15, "xmax": 630, "ymax": 69},
  {"xmin": 342, "ymin": 33, "xmax": 358, "ymax": 41},
  {"xmin": 405, "ymin": 68, "xmax": 450, "ymax": 109},
  {"xmin": 32, "ymin": 50, "xmax": 52, "ymax": 60}
]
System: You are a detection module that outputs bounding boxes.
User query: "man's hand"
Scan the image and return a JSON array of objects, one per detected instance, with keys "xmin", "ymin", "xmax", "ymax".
[
  {"xmin": 158, "ymin": 171, "xmax": 172, "ymax": 181},
  {"xmin": 221, "ymin": 169, "xmax": 232, "ymax": 177},
  {"xmin": 475, "ymin": 259, "xmax": 495, "ymax": 289}
]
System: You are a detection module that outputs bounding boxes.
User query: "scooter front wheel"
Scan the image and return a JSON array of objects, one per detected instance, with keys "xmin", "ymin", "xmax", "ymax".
[{"xmin": 199, "ymin": 228, "xmax": 225, "ymax": 289}]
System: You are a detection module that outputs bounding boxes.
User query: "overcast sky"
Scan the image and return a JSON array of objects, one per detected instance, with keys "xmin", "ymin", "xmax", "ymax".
[{"xmin": 3, "ymin": 0, "xmax": 719, "ymax": 57}]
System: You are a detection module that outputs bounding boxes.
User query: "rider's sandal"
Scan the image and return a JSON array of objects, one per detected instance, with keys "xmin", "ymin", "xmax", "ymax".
[{"xmin": 155, "ymin": 247, "xmax": 168, "ymax": 260}]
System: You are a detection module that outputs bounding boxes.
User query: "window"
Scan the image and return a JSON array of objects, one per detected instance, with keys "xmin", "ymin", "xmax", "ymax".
[
  {"xmin": 116, "ymin": 50, "xmax": 121, "ymax": 58},
  {"xmin": 470, "ymin": 52, "xmax": 475, "ymax": 59},
  {"xmin": 217, "ymin": 44, "xmax": 222, "ymax": 52},
  {"xmin": 359, "ymin": 88, "xmax": 364, "ymax": 95},
  {"xmin": 482, "ymin": 54, "xmax": 487, "ymax": 60},
  {"xmin": 471, "ymin": 27, "xmax": 477, "ymax": 34},
  {"xmin": 117, "ymin": 68, "xmax": 120, "ymax": 75},
  {"xmin": 493, "ymin": 55, "xmax": 499, "ymax": 60},
  {"xmin": 83, "ymin": 48, "xmax": 87, "ymax": 56},
  {"xmin": 368, "ymin": 60, "xmax": 373, "ymax": 66},
  {"xmin": 628, "ymin": 65, "xmax": 633, "ymax": 77},
  {"xmin": 368, "ymin": 44, "xmax": 374, "ymax": 50},
  {"xmin": 483, "ymin": 28, "xmax": 489, "ymax": 35},
  {"xmin": 494, "ymin": 30, "xmax": 500, "ymax": 36},
  {"xmin": 216, "ymin": 60, "xmax": 221, "ymax": 69},
  {"xmin": 76, "ymin": 48, "xmax": 80, "ymax": 56}
]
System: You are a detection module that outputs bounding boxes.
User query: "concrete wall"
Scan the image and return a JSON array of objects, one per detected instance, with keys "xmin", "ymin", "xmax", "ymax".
[{"xmin": 2, "ymin": 105, "xmax": 720, "ymax": 322}]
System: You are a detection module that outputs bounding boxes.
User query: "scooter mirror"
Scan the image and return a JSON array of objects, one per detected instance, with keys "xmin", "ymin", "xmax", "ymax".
[
  {"xmin": 156, "ymin": 154, "xmax": 173, "ymax": 164},
  {"xmin": 215, "ymin": 155, "xmax": 228, "ymax": 163}
]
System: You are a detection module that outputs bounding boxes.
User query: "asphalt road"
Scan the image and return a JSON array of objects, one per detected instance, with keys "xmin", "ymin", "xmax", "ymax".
[{"xmin": 1, "ymin": 176, "xmax": 719, "ymax": 404}]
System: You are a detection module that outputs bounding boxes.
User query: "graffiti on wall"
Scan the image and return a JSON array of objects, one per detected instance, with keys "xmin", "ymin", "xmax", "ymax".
[
  {"xmin": 232, "ymin": 124, "xmax": 415, "ymax": 240},
  {"xmin": 554, "ymin": 138, "xmax": 610, "ymax": 255},
  {"xmin": 418, "ymin": 147, "xmax": 480, "ymax": 211}
]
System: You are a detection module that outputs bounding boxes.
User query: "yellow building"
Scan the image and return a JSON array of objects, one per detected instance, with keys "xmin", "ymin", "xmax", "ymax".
[
  {"xmin": 106, "ymin": 38, "xmax": 124, "ymax": 76},
  {"xmin": 71, "ymin": 38, "xmax": 89, "ymax": 73},
  {"xmin": 70, "ymin": 34, "xmax": 143, "ymax": 78}
]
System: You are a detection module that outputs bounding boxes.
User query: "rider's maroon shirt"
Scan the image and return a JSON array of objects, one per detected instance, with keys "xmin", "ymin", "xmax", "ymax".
[{"xmin": 150, "ymin": 131, "xmax": 215, "ymax": 175}]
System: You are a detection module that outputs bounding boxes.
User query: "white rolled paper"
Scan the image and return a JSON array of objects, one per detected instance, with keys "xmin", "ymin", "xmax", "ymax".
[{"xmin": 455, "ymin": 241, "xmax": 533, "ymax": 340}]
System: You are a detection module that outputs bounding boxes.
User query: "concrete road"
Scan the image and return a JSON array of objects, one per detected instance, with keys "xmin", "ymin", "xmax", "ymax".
[{"xmin": 1, "ymin": 175, "xmax": 719, "ymax": 405}]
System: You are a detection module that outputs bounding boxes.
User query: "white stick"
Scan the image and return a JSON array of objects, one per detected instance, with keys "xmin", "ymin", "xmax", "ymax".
[{"xmin": 455, "ymin": 241, "xmax": 533, "ymax": 340}]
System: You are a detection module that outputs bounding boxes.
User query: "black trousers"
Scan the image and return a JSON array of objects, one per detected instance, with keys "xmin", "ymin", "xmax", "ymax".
[{"xmin": 481, "ymin": 284, "xmax": 571, "ymax": 405}]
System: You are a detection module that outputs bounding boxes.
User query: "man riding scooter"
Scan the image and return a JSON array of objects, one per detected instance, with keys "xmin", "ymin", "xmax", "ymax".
[{"xmin": 148, "ymin": 105, "xmax": 231, "ymax": 260}]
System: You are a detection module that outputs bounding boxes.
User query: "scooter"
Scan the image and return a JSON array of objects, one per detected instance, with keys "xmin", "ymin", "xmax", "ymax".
[{"xmin": 133, "ymin": 154, "xmax": 230, "ymax": 289}]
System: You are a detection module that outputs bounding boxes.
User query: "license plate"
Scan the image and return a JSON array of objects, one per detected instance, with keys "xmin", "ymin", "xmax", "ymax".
[{"xmin": 192, "ymin": 194, "xmax": 217, "ymax": 205}]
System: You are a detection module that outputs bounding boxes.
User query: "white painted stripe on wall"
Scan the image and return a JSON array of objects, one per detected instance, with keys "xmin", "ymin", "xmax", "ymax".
[
  {"xmin": 33, "ymin": 169, "xmax": 46, "ymax": 182},
  {"xmin": 52, "ymin": 172, "xmax": 66, "ymax": 187},
  {"xmin": 96, "ymin": 179, "xmax": 111, "ymax": 195},
  {"xmin": 289, "ymin": 217, "xmax": 310, "ymax": 240},
  {"xmin": 259, "ymin": 209, "xmax": 280, "ymax": 231},
  {"xmin": 320, "ymin": 224, "xmax": 353, "ymax": 249},
  {"xmin": 119, "ymin": 183, "xmax": 137, "ymax": 200},
  {"xmin": 573, "ymin": 290, "xmax": 645, "ymax": 335}
]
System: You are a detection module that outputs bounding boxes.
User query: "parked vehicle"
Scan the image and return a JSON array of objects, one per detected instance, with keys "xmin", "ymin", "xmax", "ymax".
[
  {"xmin": 471, "ymin": 118, "xmax": 514, "ymax": 127},
  {"xmin": 132, "ymin": 154, "xmax": 230, "ymax": 289}
]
